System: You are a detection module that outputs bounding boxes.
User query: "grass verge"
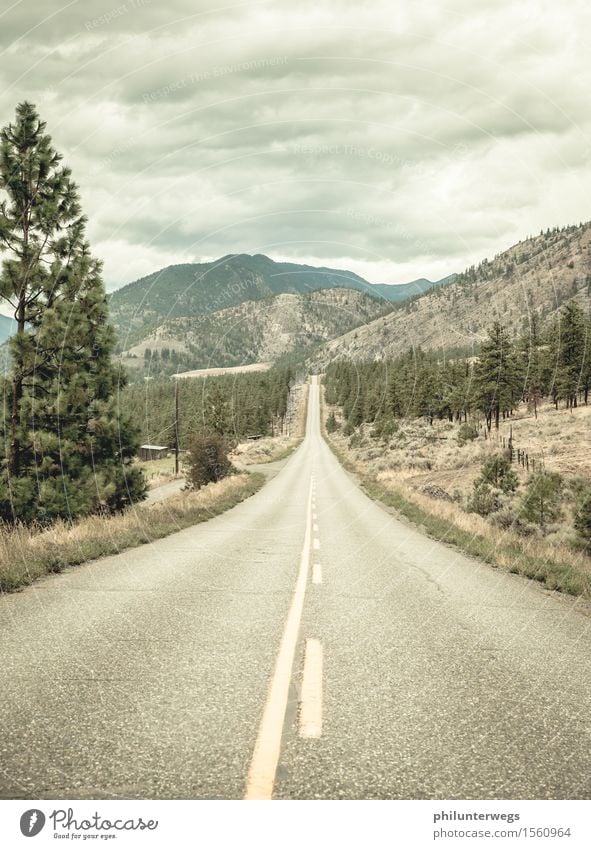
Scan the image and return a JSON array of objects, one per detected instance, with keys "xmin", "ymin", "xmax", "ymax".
[
  {"xmin": 321, "ymin": 400, "xmax": 591, "ymax": 600},
  {"xmin": 234, "ymin": 436, "xmax": 302, "ymax": 467},
  {"xmin": 0, "ymin": 472, "xmax": 265, "ymax": 593}
]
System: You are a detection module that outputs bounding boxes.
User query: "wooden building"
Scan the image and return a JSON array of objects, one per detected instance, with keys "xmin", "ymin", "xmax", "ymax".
[{"xmin": 138, "ymin": 444, "xmax": 169, "ymax": 461}]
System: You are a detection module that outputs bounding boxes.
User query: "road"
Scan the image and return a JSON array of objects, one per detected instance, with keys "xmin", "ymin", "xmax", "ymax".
[
  {"xmin": 144, "ymin": 478, "xmax": 186, "ymax": 503},
  {"xmin": 0, "ymin": 378, "xmax": 590, "ymax": 799}
]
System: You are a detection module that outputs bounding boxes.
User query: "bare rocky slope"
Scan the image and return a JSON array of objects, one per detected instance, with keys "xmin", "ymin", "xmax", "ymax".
[
  {"xmin": 316, "ymin": 222, "xmax": 591, "ymax": 363},
  {"xmin": 121, "ymin": 288, "xmax": 388, "ymax": 375}
]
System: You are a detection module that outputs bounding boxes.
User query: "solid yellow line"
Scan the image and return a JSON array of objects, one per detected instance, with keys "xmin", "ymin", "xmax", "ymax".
[
  {"xmin": 244, "ymin": 479, "xmax": 313, "ymax": 800},
  {"xmin": 299, "ymin": 639, "xmax": 323, "ymax": 738}
]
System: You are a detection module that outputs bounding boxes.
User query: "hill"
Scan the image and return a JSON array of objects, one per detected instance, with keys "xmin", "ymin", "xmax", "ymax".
[
  {"xmin": 121, "ymin": 288, "xmax": 388, "ymax": 377},
  {"xmin": 370, "ymin": 274, "xmax": 456, "ymax": 302},
  {"xmin": 108, "ymin": 253, "xmax": 454, "ymax": 346},
  {"xmin": 317, "ymin": 222, "xmax": 591, "ymax": 363}
]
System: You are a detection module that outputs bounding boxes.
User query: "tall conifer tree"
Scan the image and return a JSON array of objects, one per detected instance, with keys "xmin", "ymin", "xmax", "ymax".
[
  {"xmin": 474, "ymin": 321, "xmax": 521, "ymax": 430},
  {"xmin": 550, "ymin": 300, "xmax": 588, "ymax": 409},
  {"xmin": 0, "ymin": 102, "xmax": 145, "ymax": 521}
]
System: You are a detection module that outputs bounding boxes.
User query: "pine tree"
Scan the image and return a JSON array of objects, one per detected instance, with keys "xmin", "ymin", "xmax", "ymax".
[
  {"xmin": 474, "ymin": 321, "xmax": 521, "ymax": 430},
  {"xmin": 520, "ymin": 312, "xmax": 545, "ymax": 417},
  {"xmin": 550, "ymin": 301, "xmax": 588, "ymax": 408},
  {"xmin": 477, "ymin": 453, "xmax": 518, "ymax": 493},
  {"xmin": 0, "ymin": 102, "xmax": 145, "ymax": 521},
  {"xmin": 520, "ymin": 471, "xmax": 563, "ymax": 528}
]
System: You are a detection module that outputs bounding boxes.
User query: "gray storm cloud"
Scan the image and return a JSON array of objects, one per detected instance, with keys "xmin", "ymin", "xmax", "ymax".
[{"xmin": 1, "ymin": 0, "xmax": 590, "ymax": 288}]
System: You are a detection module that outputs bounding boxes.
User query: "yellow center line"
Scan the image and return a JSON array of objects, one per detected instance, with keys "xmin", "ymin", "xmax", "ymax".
[
  {"xmin": 244, "ymin": 478, "xmax": 314, "ymax": 800},
  {"xmin": 299, "ymin": 638, "xmax": 323, "ymax": 739}
]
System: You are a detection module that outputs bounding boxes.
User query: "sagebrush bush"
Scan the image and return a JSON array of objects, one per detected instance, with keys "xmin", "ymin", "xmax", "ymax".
[
  {"xmin": 457, "ymin": 422, "xmax": 479, "ymax": 445},
  {"xmin": 325, "ymin": 412, "xmax": 339, "ymax": 433},
  {"xmin": 467, "ymin": 483, "xmax": 503, "ymax": 516},
  {"xmin": 574, "ymin": 491, "xmax": 591, "ymax": 548},
  {"xmin": 490, "ymin": 506, "xmax": 539, "ymax": 537}
]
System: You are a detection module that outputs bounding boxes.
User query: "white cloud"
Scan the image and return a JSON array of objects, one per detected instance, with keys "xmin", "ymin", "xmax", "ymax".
[{"xmin": 1, "ymin": 0, "xmax": 590, "ymax": 287}]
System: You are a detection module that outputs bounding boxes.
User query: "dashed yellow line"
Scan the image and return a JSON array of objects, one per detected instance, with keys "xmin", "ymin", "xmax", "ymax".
[{"xmin": 299, "ymin": 639, "xmax": 323, "ymax": 739}]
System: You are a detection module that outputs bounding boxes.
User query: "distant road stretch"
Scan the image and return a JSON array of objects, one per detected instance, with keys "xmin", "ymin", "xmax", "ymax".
[{"xmin": 1, "ymin": 378, "xmax": 590, "ymax": 799}]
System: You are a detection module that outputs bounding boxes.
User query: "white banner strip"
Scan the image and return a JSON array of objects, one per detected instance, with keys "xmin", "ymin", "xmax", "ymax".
[{"xmin": 0, "ymin": 800, "xmax": 590, "ymax": 848}]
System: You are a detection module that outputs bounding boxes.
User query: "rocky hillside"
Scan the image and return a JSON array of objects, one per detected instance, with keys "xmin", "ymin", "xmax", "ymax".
[
  {"xmin": 121, "ymin": 288, "xmax": 388, "ymax": 376},
  {"xmin": 109, "ymin": 252, "xmax": 453, "ymax": 347},
  {"xmin": 317, "ymin": 222, "xmax": 591, "ymax": 363}
]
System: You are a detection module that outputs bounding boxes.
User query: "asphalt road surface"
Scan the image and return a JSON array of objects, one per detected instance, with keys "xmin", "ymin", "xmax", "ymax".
[{"xmin": 1, "ymin": 378, "xmax": 590, "ymax": 799}]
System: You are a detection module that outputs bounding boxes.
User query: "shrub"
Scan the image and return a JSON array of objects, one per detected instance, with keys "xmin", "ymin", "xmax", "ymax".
[
  {"xmin": 186, "ymin": 433, "xmax": 234, "ymax": 490},
  {"xmin": 371, "ymin": 415, "xmax": 398, "ymax": 440},
  {"xmin": 343, "ymin": 420, "xmax": 356, "ymax": 436},
  {"xmin": 467, "ymin": 483, "xmax": 503, "ymax": 516},
  {"xmin": 477, "ymin": 453, "xmax": 518, "ymax": 493},
  {"xmin": 325, "ymin": 412, "xmax": 339, "ymax": 433},
  {"xmin": 520, "ymin": 471, "xmax": 563, "ymax": 528},
  {"xmin": 574, "ymin": 491, "xmax": 591, "ymax": 548},
  {"xmin": 348, "ymin": 431, "xmax": 363, "ymax": 449},
  {"xmin": 457, "ymin": 422, "xmax": 479, "ymax": 445},
  {"xmin": 490, "ymin": 506, "xmax": 539, "ymax": 537}
]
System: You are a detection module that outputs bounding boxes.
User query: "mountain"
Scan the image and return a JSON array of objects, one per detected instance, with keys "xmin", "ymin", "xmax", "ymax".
[
  {"xmin": 120, "ymin": 288, "xmax": 389, "ymax": 376},
  {"xmin": 371, "ymin": 274, "xmax": 456, "ymax": 302},
  {"xmin": 316, "ymin": 222, "xmax": 591, "ymax": 363},
  {"xmin": 108, "ymin": 253, "xmax": 454, "ymax": 345}
]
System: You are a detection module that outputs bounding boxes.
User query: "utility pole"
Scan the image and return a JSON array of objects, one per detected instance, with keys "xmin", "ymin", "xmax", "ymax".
[{"xmin": 174, "ymin": 379, "xmax": 180, "ymax": 475}]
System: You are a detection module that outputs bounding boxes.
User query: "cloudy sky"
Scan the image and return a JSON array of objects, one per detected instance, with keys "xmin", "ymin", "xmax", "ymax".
[{"xmin": 1, "ymin": 0, "xmax": 590, "ymax": 290}]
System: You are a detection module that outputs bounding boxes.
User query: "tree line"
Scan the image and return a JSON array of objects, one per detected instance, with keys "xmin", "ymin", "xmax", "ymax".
[
  {"xmin": 324, "ymin": 300, "xmax": 591, "ymax": 434},
  {"xmin": 123, "ymin": 366, "xmax": 296, "ymax": 449}
]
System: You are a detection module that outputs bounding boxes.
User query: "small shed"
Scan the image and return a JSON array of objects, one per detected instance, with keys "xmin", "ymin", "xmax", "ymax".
[{"xmin": 139, "ymin": 444, "xmax": 169, "ymax": 461}]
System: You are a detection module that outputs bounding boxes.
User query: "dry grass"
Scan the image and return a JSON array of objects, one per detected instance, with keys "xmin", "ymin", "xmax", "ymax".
[
  {"xmin": 0, "ymin": 472, "xmax": 264, "ymax": 593},
  {"xmin": 323, "ymin": 392, "xmax": 591, "ymax": 599},
  {"xmin": 172, "ymin": 362, "xmax": 270, "ymax": 380},
  {"xmin": 233, "ymin": 435, "xmax": 301, "ymax": 465},
  {"xmin": 371, "ymin": 473, "xmax": 589, "ymax": 594},
  {"xmin": 134, "ymin": 455, "xmax": 183, "ymax": 488},
  {"xmin": 497, "ymin": 400, "xmax": 591, "ymax": 478}
]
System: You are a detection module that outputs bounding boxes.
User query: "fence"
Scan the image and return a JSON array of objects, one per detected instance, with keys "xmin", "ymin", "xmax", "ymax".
[{"xmin": 498, "ymin": 426, "xmax": 541, "ymax": 473}]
